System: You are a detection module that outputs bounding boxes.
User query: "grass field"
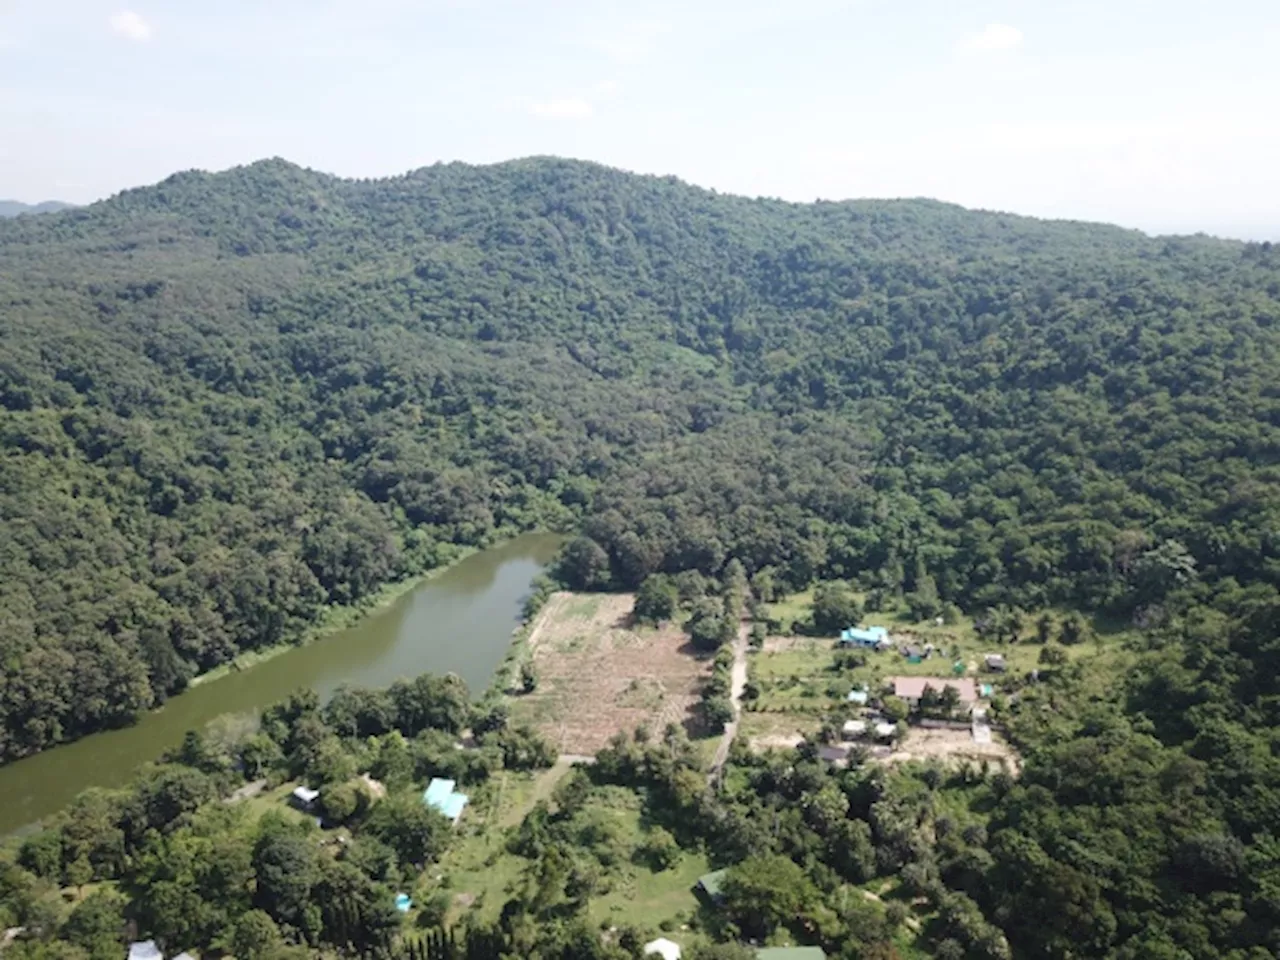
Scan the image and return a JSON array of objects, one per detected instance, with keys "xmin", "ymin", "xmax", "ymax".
[
  {"xmin": 424, "ymin": 774, "xmax": 709, "ymax": 936},
  {"xmin": 511, "ymin": 592, "xmax": 711, "ymax": 754},
  {"xmin": 747, "ymin": 587, "xmax": 1135, "ymax": 759}
]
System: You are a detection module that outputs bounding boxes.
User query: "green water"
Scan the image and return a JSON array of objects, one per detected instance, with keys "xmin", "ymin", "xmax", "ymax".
[{"xmin": 0, "ymin": 533, "xmax": 563, "ymax": 834}]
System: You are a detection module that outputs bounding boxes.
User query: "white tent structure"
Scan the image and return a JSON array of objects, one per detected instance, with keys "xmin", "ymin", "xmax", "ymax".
[{"xmin": 644, "ymin": 937, "xmax": 682, "ymax": 960}]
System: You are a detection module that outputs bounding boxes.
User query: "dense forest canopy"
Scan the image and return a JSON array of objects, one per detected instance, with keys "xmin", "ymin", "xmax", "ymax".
[{"xmin": 2, "ymin": 156, "xmax": 1280, "ymax": 764}]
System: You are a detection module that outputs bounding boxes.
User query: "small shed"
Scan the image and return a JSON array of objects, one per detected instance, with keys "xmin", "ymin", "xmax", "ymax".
[
  {"xmin": 644, "ymin": 937, "xmax": 683, "ymax": 960},
  {"xmin": 423, "ymin": 778, "xmax": 469, "ymax": 825},
  {"xmin": 128, "ymin": 943, "xmax": 163, "ymax": 960},
  {"xmin": 846, "ymin": 689, "xmax": 869, "ymax": 705},
  {"xmin": 696, "ymin": 869, "xmax": 728, "ymax": 904},
  {"xmin": 817, "ymin": 745, "xmax": 850, "ymax": 763},
  {"xmin": 394, "ymin": 893, "xmax": 412, "ymax": 913},
  {"xmin": 291, "ymin": 786, "xmax": 320, "ymax": 808},
  {"xmin": 984, "ymin": 654, "xmax": 1007, "ymax": 672},
  {"xmin": 873, "ymin": 722, "xmax": 897, "ymax": 740},
  {"xmin": 841, "ymin": 719, "xmax": 868, "ymax": 740}
]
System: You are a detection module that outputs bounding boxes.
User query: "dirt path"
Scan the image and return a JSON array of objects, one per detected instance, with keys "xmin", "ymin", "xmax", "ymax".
[
  {"xmin": 525, "ymin": 591, "xmax": 570, "ymax": 654},
  {"xmin": 861, "ymin": 887, "xmax": 922, "ymax": 932},
  {"xmin": 500, "ymin": 757, "xmax": 581, "ymax": 827},
  {"xmin": 708, "ymin": 624, "xmax": 749, "ymax": 783}
]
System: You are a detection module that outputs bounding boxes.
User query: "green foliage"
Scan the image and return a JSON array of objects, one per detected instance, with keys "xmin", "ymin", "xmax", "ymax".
[
  {"xmin": 810, "ymin": 582, "xmax": 862, "ymax": 636},
  {"xmin": 4, "ymin": 157, "xmax": 1277, "ymax": 762},
  {"xmin": 633, "ymin": 574, "xmax": 679, "ymax": 625}
]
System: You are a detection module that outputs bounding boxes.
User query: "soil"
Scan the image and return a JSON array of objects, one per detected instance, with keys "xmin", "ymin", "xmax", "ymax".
[{"xmin": 512, "ymin": 592, "xmax": 710, "ymax": 755}]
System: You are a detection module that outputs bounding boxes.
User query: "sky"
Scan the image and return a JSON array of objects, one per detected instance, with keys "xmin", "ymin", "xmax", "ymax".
[{"xmin": 1, "ymin": 0, "xmax": 1278, "ymax": 239}]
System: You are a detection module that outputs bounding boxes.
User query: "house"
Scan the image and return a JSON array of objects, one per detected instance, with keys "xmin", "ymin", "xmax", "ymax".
[
  {"xmin": 839, "ymin": 626, "xmax": 889, "ymax": 647},
  {"xmin": 984, "ymin": 654, "xmax": 1007, "ymax": 672},
  {"xmin": 890, "ymin": 676, "xmax": 978, "ymax": 709},
  {"xmin": 644, "ymin": 938, "xmax": 683, "ymax": 960},
  {"xmin": 290, "ymin": 786, "xmax": 320, "ymax": 809},
  {"xmin": 757, "ymin": 948, "xmax": 827, "ymax": 960},
  {"xmin": 696, "ymin": 869, "xmax": 728, "ymax": 903},
  {"xmin": 841, "ymin": 719, "xmax": 868, "ymax": 739},
  {"xmin": 423, "ymin": 778, "xmax": 469, "ymax": 825},
  {"xmin": 873, "ymin": 721, "xmax": 897, "ymax": 740},
  {"xmin": 127, "ymin": 943, "xmax": 163, "ymax": 960}
]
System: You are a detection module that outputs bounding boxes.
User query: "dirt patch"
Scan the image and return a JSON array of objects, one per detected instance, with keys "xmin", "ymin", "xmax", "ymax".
[
  {"xmin": 749, "ymin": 733, "xmax": 805, "ymax": 752},
  {"xmin": 879, "ymin": 726, "xmax": 1021, "ymax": 774},
  {"xmin": 512, "ymin": 593, "xmax": 709, "ymax": 755}
]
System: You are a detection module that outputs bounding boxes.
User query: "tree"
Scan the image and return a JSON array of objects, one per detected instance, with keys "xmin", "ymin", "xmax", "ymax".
[
  {"xmin": 252, "ymin": 822, "xmax": 320, "ymax": 927},
  {"xmin": 1038, "ymin": 644, "xmax": 1068, "ymax": 666},
  {"xmin": 1035, "ymin": 613, "xmax": 1054, "ymax": 644},
  {"xmin": 63, "ymin": 890, "xmax": 127, "ymax": 960},
  {"xmin": 519, "ymin": 660, "xmax": 538, "ymax": 693},
  {"xmin": 1059, "ymin": 612, "xmax": 1089, "ymax": 646},
  {"xmin": 556, "ymin": 537, "xmax": 612, "ymax": 591},
  {"xmin": 701, "ymin": 696, "xmax": 734, "ymax": 731},
  {"xmin": 721, "ymin": 854, "xmax": 818, "ymax": 939},
  {"xmin": 881, "ymin": 696, "xmax": 908, "ymax": 722},
  {"xmin": 687, "ymin": 598, "xmax": 727, "ymax": 652},
  {"xmin": 639, "ymin": 827, "xmax": 681, "ymax": 870},
  {"xmin": 65, "ymin": 856, "xmax": 92, "ymax": 896},
  {"xmin": 633, "ymin": 574, "xmax": 679, "ymax": 624},
  {"xmin": 811, "ymin": 582, "xmax": 862, "ymax": 635},
  {"xmin": 231, "ymin": 909, "xmax": 283, "ymax": 960}
]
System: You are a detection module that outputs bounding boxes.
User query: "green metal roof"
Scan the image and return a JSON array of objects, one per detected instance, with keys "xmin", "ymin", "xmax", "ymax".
[{"xmin": 696, "ymin": 869, "xmax": 727, "ymax": 898}]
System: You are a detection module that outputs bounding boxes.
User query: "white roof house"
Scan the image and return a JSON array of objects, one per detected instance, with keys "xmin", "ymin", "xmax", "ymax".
[
  {"xmin": 128, "ymin": 942, "xmax": 163, "ymax": 960},
  {"xmin": 841, "ymin": 719, "xmax": 868, "ymax": 739},
  {"xmin": 291, "ymin": 786, "xmax": 320, "ymax": 806},
  {"xmin": 874, "ymin": 722, "xmax": 897, "ymax": 739},
  {"xmin": 644, "ymin": 938, "xmax": 682, "ymax": 960}
]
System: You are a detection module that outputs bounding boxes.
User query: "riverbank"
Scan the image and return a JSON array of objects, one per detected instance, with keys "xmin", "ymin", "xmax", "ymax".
[
  {"xmin": 0, "ymin": 532, "xmax": 564, "ymax": 834},
  {"xmin": 189, "ymin": 543, "xmax": 477, "ymax": 688}
]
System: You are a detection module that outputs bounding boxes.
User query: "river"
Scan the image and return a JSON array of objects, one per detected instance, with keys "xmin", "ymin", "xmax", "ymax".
[{"xmin": 0, "ymin": 532, "xmax": 563, "ymax": 834}]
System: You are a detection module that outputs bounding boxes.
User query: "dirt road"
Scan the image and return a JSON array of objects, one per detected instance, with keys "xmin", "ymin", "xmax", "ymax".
[{"xmin": 708, "ymin": 625, "xmax": 749, "ymax": 783}]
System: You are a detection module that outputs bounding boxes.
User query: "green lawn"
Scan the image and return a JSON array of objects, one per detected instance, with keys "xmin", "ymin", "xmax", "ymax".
[
  {"xmin": 747, "ymin": 587, "xmax": 1135, "ymax": 732},
  {"xmin": 423, "ymin": 776, "xmax": 708, "ymax": 934}
]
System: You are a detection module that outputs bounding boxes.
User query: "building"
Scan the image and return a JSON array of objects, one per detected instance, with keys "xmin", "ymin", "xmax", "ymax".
[
  {"xmin": 644, "ymin": 938, "xmax": 683, "ymax": 960},
  {"xmin": 984, "ymin": 654, "xmax": 1007, "ymax": 672},
  {"xmin": 846, "ymin": 688, "xmax": 869, "ymax": 705},
  {"xmin": 696, "ymin": 869, "xmax": 728, "ymax": 903},
  {"xmin": 873, "ymin": 721, "xmax": 897, "ymax": 740},
  {"xmin": 756, "ymin": 948, "xmax": 827, "ymax": 959},
  {"xmin": 890, "ymin": 676, "xmax": 978, "ymax": 709},
  {"xmin": 839, "ymin": 626, "xmax": 889, "ymax": 648},
  {"xmin": 127, "ymin": 943, "xmax": 162, "ymax": 960},
  {"xmin": 841, "ymin": 719, "xmax": 868, "ymax": 739},
  {"xmin": 290, "ymin": 786, "xmax": 320, "ymax": 809},
  {"xmin": 422, "ymin": 778, "xmax": 469, "ymax": 825}
]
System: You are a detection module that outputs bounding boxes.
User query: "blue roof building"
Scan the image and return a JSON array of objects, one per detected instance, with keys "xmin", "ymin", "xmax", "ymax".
[
  {"xmin": 423, "ymin": 777, "xmax": 469, "ymax": 824},
  {"xmin": 840, "ymin": 626, "xmax": 889, "ymax": 647}
]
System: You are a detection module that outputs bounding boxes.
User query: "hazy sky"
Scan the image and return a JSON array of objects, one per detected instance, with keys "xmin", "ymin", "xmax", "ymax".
[{"xmin": 2, "ymin": 0, "xmax": 1277, "ymax": 238}]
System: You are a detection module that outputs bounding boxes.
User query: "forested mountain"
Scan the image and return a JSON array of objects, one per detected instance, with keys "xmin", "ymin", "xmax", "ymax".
[
  {"xmin": 0, "ymin": 200, "xmax": 73, "ymax": 218},
  {"xmin": 2, "ymin": 156, "xmax": 1280, "ymax": 766}
]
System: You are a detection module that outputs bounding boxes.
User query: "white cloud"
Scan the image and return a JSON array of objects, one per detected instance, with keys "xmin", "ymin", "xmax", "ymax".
[
  {"xmin": 109, "ymin": 10, "xmax": 153, "ymax": 42},
  {"xmin": 959, "ymin": 23, "xmax": 1023, "ymax": 54},
  {"xmin": 585, "ymin": 19, "xmax": 670, "ymax": 64},
  {"xmin": 528, "ymin": 97, "xmax": 594, "ymax": 119}
]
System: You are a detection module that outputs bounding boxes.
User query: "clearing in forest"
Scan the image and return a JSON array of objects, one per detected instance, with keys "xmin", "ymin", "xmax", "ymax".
[{"xmin": 512, "ymin": 592, "xmax": 709, "ymax": 755}]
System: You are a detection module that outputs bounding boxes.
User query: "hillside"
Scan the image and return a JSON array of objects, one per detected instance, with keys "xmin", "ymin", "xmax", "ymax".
[
  {"xmin": 0, "ymin": 199, "xmax": 73, "ymax": 218},
  {"xmin": 2, "ymin": 156, "xmax": 1280, "ymax": 764}
]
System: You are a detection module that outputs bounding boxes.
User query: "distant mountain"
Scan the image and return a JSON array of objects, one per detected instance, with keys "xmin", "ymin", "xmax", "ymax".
[{"xmin": 0, "ymin": 199, "xmax": 73, "ymax": 218}]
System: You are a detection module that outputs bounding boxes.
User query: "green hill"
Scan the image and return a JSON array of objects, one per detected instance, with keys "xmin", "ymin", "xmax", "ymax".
[{"xmin": 2, "ymin": 157, "xmax": 1279, "ymax": 760}]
